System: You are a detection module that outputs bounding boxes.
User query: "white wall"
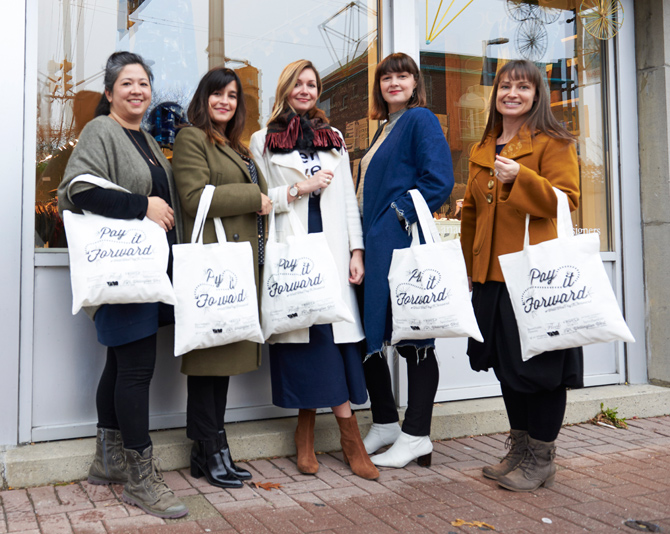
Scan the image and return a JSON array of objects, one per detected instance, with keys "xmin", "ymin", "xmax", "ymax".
[{"xmin": 0, "ymin": 0, "xmax": 27, "ymax": 446}]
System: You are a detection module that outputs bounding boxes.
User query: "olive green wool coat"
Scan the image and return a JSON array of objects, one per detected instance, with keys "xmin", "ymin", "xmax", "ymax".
[{"xmin": 172, "ymin": 126, "xmax": 268, "ymax": 376}]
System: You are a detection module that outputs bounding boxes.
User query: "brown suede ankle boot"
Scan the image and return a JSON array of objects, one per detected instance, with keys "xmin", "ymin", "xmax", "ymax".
[
  {"xmin": 482, "ymin": 429, "xmax": 528, "ymax": 480},
  {"xmin": 497, "ymin": 436, "xmax": 556, "ymax": 492},
  {"xmin": 336, "ymin": 413, "xmax": 379, "ymax": 480},
  {"xmin": 295, "ymin": 409, "xmax": 319, "ymax": 474}
]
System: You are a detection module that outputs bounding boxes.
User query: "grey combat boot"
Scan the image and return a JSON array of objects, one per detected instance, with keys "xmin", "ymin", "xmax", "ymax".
[
  {"xmin": 122, "ymin": 445, "xmax": 188, "ymax": 519},
  {"xmin": 497, "ymin": 436, "xmax": 557, "ymax": 492},
  {"xmin": 88, "ymin": 428, "xmax": 127, "ymax": 485},
  {"xmin": 482, "ymin": 429, "xmax": 528, "ymax": 480}
]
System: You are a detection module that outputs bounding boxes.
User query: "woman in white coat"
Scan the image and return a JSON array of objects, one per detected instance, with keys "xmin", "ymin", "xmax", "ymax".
[{"xmin": 250, "ymin": 59, "xmax": 377, "ymax": 480}]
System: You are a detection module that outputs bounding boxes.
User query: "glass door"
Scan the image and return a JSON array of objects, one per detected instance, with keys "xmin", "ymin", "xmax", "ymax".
[{"xmin": 397, "ymin": 0, "xmax": 625, "ymax": 405}]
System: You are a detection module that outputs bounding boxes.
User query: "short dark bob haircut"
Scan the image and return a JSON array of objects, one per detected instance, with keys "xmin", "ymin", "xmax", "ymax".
[
  {"xmin": 369, "ymin": 53, "xmax": 426, "ymax": 121},
  {"xmin": 187, "ymin": 67, "xmax": 248, "ymax": 154}
]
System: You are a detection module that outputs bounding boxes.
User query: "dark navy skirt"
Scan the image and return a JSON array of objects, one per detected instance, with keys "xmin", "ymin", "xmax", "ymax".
[{"xmin": 269, "ymin": 195, "xmax": 368, "ymax": 409}]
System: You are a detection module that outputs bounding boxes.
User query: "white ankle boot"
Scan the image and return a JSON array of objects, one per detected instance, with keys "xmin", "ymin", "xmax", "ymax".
[
  {"xmin": 370, "ymin": 432, "xmax": 432, "ymax": 468},
  {"xmin": 363, "ymin": 422, "xmax": 402, "ymax": 455}
]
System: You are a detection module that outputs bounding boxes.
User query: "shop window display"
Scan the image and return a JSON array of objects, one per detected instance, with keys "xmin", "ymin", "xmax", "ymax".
[
  {"xmin": 35, "ymin": 0, "xmax": 379, "ymax": 249},
  {"xmin": 420, "ymin": 0, "xmax": 613, "ymax": 251}
]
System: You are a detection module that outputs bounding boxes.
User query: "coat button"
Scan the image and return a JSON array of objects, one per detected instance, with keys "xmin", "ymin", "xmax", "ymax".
[
  {"xmin": 233, "ymin": 234, "xmax": 240, "ymax": 240},
  {"xmin": 489, "ymin": 169, "xmax": 494, "ymax": 176},
  {"xmin": 488, "ymin": 179, "xmax": 495, "ymax": 189},
  {"xmin": 486, "ymin": 193, "xmax": 493, "ymax": 204}
]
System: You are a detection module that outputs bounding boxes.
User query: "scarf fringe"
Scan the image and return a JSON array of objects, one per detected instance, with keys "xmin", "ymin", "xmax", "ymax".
[
  {"xmin": 313, "ymin": 128, "xmax": 344, "ymax": 150},
  {"xmin": 263, "ymin": 115, "xmax": 302, "ymax": 152}
]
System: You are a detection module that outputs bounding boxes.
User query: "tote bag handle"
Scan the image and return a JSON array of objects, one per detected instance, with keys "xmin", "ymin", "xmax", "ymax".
[
  {"xmin": 522, "ymin": 187, "xmax": 574, "ymax": 249},
  {"xmin": 408, "ymin": 189, "xmax": 441, "ymax": 246},
  {"xmin": 266, "ymin": 202, "xmax": 307, "ymax": 245},
  {"xmin": 191, "ymin": 184, "xmax": 227, "ymax": 244}
]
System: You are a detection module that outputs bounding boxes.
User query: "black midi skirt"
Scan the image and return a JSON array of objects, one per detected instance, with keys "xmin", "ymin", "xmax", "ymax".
[{"xmin": 467, "ymin": 281, "xmax": 584, "ymax": 394}]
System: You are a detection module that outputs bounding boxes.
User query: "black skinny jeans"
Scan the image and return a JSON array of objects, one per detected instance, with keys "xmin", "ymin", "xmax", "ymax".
[
  {"xmin": 363, "ymin": 346, "xmax": 439, "ymax": 436},
  {"xmin": 186, "ymin": 375, "xmax": 230, "ymax": 441},
  {"xmin": 96, "ymin": 334, "xmax": 156, "ymax": 452},
  {"xmin": 501, "ymin": 384, "xmax": 567, "ymax": 442}
]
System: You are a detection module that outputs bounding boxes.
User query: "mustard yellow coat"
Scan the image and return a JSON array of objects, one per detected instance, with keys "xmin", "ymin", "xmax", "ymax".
[
  {"xmin": 172, "ymin": 126, "xmax": 267, "ymax": 376},
  {"xmin": 461, "ymin": 128, "xmax": 580, "ymax": 284}
]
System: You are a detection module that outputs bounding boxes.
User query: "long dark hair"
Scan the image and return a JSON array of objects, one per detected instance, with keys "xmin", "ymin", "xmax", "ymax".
[
  {"xmin": 369, "ymin": 53, "xmax": 426, "ymax": 121},
  {"xmin": 187, "ymin": 67, "xmax": 248, "ymax": 154},
  {"xmin": 94, "ymin": 51, "xmax": 153, "ymax": 117},
  {"xmin": 480, "ymin": 59, "xmax": 573, "ymax": 144}
]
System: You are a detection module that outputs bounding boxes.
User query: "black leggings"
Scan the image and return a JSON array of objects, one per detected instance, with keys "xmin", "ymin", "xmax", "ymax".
[
  {"xmin": 501, "ymin": 384, "xmax": 567, "ymax": 442},
  {"xmin": 186, "ymin": 375, "xmax": 230, "ymax": 441},
  {"xmin": 96, "ymin": 334, "xmax": 157, "ymax": 452},
  {"xmin": 364, "ymin": 346, "xmax": 439, "ymax": 437}
]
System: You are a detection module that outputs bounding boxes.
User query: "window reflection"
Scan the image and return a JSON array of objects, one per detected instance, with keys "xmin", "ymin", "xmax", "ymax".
[
  {"xmin": 419, "ymin": 0, "xmax": 612, "ymax": 251},
  {"xmin": 35, "ymin": 0, "xmax": 378, "ymax": 249}
]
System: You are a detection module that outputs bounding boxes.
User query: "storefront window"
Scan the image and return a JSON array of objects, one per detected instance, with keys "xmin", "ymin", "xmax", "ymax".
[
  {"xmin": 419, "ymin": 0, "xmax": 612, "ymax": 251},
  {"xmin": 35, "ymin": 0, "xmax": 379, "ymax": 249}
]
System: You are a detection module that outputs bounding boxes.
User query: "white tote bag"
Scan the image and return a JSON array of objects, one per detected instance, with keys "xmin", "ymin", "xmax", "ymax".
[
  {"xmin": 172, "ymin": 185, "xmax": 264, "ymax": 356},
  {"xmin": 388, "ymin": 189, "xmax": 483, "ymax": 344},
  {"xmin": 261, "ymin": 205, "xmax": 354, "ymax": 339},
  {"xmin": 499, "ymin": 187, "xmax": 635, "ymax": 361},
  {"xmin": 62, "ymin": 175, "xmax": 176, "ymax": 315}
]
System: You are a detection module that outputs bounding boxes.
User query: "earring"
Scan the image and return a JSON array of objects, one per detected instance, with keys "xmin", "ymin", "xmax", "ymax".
[{"xmin": 412, "ymin": 89, "xmax": 416, "ymax": 98}]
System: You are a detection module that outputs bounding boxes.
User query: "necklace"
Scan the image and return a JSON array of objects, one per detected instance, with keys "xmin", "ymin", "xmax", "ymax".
[
  {"xmin": 124, "ymin": 127, "xmax": 159, "ymax": 167},
  {"xmin": 109, "ymin": 113, "xmax": 159, "ymax": 166}
]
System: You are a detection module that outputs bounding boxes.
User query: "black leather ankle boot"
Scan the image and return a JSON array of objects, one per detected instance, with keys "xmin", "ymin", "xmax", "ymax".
[
  {"xmin": 218, "ymin": 430, "xmax": 252, "ymax": 480},
  {"xmin": 190, "ymin": 438, "xmax": 243, "ymax": 489}
]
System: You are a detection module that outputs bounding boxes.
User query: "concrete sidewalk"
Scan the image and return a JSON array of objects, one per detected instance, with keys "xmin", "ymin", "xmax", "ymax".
[
  {"xmin": 2, "ymin": 416, "xmax": 670, "ymax": 533},
  {"xmin": 5, "ymin": 384, "xmax": 670, "ymax": 490}
]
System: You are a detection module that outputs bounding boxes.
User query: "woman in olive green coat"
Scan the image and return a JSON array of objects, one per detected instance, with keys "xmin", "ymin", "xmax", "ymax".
[{"xmin": 172, "ymin": 67, "xmax": 272, "ymax": 489}]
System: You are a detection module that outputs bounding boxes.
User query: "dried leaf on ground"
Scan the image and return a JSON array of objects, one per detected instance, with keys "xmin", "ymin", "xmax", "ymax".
[
  {"xmin": 451, "ymin": 518, "xmax": 496, "ymax": 530},
  {"xmin": 253, "ymin": 481, "xmax": 283, "ymax": 491}
]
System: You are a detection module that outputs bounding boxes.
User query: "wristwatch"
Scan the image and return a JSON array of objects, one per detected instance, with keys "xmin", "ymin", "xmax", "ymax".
[{"xmin": 289, "ymin": 183, "xmax": 302, "ymax": 200}]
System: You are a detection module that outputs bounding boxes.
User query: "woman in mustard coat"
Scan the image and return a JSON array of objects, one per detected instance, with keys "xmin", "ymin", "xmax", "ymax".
[
  {"xmin": 461, "ymin": 60, "xmax": 582, "ymax": 492},
  {"xmin": 172, "ymin": 67, "xmax": 272, "ymax": 489}
]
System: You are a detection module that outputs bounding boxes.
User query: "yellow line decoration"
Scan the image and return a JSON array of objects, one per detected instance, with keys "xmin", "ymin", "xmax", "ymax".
[
  {"xmin": 426, "ymin": 0, "xmax": 477, "ymax": 44},
  {"xmin": 578, "ymin": 0, "xmax": 624, "ymax": 41}
]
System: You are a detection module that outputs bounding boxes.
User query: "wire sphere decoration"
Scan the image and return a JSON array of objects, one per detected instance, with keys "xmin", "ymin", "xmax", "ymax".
[
  {"xmin": 515, "ymin": 17, "xmax": 548, "ymax": 61},
  {"xmin": 505, "ymin": 0, "xmax": 536, "ymax": 22},
  {"xmin": 537, "ymin": 3, "xmax": 561, "ymax": 24},
  {"xmin": 578, "ymin": 0, "xmax": 624, "ymax": 40}
]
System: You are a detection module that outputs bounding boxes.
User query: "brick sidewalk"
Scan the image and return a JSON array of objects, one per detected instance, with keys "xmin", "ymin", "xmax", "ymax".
[{"xmin": 2, "ymin": 416, "xmax": 669, "ymax": 534}]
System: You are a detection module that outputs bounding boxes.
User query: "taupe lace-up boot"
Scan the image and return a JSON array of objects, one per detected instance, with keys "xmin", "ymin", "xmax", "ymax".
[
  {"xmin": 88, "ymin": 428, "xmax": 127, "ymax": 485},
  {"xmin": 497, "ymin": 436, "xmax": 557, "ymax": 492},
  {"xmin": 122, "ymin": 445, "xmax": 188, "ymax": 518},
  {"xmin": 482, "ymin": 429, "xmax": 528, "ymax": 480}
]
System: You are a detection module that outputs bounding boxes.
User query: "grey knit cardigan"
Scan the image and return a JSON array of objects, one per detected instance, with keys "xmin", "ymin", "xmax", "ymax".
[{"xmin": 58, "ymin": 115, "xmax": 183, "ymax": 244}]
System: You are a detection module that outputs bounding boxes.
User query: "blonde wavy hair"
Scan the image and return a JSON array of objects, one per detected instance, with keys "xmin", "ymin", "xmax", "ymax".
[{"xmin": 267, "ymin": 60, "xmax": 328, "ymax": 125}]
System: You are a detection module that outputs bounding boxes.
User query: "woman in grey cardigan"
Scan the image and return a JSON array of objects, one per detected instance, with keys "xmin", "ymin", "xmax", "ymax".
[{"xmin": 58, "ymin": 52, "xmax": 187, "ymax": 519}]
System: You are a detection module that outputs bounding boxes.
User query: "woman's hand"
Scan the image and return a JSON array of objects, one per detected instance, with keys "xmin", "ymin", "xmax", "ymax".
[
  {"xmin": 349, "ymin": 249, "xmax": 364, "ymax": 285},
  {"xmin": 302, "ymin": 169, "xmax": 335, "ymax": 194},
  {"xmin": 257, "ymin": 193, "xmax": 273, "ymax": 216},
  {"xmin": 494, "ymin": 155, "xmax": 520, "ymax": 184},
  {"xmin": 146, "ymin": 196, "xmax": 174, "ymax": 231}
]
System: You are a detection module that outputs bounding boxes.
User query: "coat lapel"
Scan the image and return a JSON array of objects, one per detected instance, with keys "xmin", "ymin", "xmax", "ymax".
[
  {"xmin": 218, "ymin": 143, "xmax": 252, "ymax": 183},
  {"xmin": 469, "ymin": 127, "xmax": 534, "ymax": 169}
]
